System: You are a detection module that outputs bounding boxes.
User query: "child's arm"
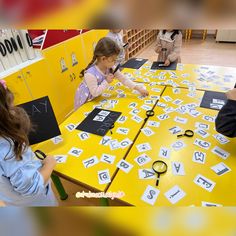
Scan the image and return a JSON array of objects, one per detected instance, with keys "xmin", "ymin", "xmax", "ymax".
[
  {"xmin": 0, "ymin": 141, "xmax": 54, "ymax": 197},
  {"xmin": 39, "ymin": 155, "xmax": 57, "ymax": 184},
  {"xmin": 167, "ymin": 33, "xmax": 182, "ymax": 62},
  {"xmin": 155, "ymin": 33, "xmax": 162, "ymax": 53},
  {"xmin": 215, "ymin": 89, "xmax": 236, "ymax": 137},
  {"xmin": 84, "ymin": 73, "xmax": 110, "ymax": 97},
  {"xmin": 114, "ymin": 70, "xmax": 137, "ymax": 89},
  {"xmin": 114, "ymin": 70, "xmax": 149, "ymax": 96}
]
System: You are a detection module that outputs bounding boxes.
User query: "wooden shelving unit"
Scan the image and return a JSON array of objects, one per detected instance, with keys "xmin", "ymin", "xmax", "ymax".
[{"xmin": 123, "ymin": 30, "xmax": 158, "ymax": 59}]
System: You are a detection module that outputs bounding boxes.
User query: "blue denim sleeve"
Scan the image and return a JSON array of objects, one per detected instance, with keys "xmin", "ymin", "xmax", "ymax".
[{"xmin": 0, "ymin": 139, "xmax": 45, "ymax": 197}]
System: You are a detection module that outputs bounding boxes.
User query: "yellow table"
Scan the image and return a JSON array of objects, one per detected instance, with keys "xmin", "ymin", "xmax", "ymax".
[
  {"xmin": 107, "ymin": 87, "xmax": 236, "ymax": 206},
  {"xmin": 123, "ymin": 62, "xmax": 236, "ymax": 92},
  {"xmin": 33, "ymin": 81, "xmax": 164, "ymax": 194},
  {"xmin": 32, "ymin": 61, "xmax": 236, "ymax": 204}
]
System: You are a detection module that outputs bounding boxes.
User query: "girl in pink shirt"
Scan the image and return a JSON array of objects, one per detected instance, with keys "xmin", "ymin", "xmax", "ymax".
[{"xmin": 74, "ymin": 37, "xmax": 148, "ymax": 110}]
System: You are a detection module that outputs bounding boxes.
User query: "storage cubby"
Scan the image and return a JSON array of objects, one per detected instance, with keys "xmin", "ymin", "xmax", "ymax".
[{"xmin": 123, "ymin": 30, "xmax": 158, "ymax": 59}]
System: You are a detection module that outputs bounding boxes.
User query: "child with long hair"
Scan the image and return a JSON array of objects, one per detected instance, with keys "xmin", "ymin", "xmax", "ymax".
[
  {"xmin": 75, "ymin": 37, "xmax": 148, "ymax": 110},
  {"xmin": 0, "ymin": 80, "xmax": 57, "ymax": 206}
]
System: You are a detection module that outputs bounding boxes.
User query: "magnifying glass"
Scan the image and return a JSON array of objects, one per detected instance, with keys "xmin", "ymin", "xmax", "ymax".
[
  {"xmin": 152, "ymin": 160, "xmax": 168, "ymax": 186},
  {"xmin": 113, "ymin": 64, "xmax": 121, "ymax": 74},
  {"xmin": 145, "ymin": 109, "xmax": 154, "ymax": 121},
  {"xmin": 34, "ymin": 149, "xmax": 47, "ymax": 160},
  {"xmin": 177, "ymin": 129, "xmax": 194, "ymax": 138},
  {"xmin": 146, "ymin": 110, "xmax": 154, "ymax": 117}
]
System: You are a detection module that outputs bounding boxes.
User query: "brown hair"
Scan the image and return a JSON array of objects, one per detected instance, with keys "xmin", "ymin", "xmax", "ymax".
[
  {"xmin": 80, "ymin": 37, "xmax": 120, "ymax": 78},
  {"xmin": 0, "ymin": 84, "xmax": 32, "ymax": 161}
]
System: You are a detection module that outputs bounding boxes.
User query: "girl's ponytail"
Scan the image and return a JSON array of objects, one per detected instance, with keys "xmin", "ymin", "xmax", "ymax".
[{"xmin": 80, "ymin": 55, "xmax": 96, "ymax": 78}]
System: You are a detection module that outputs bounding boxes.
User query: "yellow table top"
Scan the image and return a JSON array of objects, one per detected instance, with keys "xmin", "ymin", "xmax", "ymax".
[
  {"xmin": 33, "ymin": 81, "xmax": 164, "ymax": 192},
  {"xmin": 108, "ymin": 86, "xmax": 236, "ymax": 206},
  {"xmin": 32, "ymin": 61, "xmax": 236, "ymax": 202},
  {"xmin": 123, "ymin": 62, "xmax": 236, "ymax": 92}
]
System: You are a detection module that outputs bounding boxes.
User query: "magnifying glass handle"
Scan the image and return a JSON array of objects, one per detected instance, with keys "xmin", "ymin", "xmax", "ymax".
[
  {"xmin": 177, "ymin": 134, "xmax": 183, "ymax": 138},
  {"xmin": 156, "ymin": 174, "xmax": 160, "ymax": 186}
]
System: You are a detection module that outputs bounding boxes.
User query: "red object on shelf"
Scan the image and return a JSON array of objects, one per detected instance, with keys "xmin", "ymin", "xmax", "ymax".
[
  {"xmin": 28, "ymin": 30, "xmax": 45, "ymax": 39},
  {"xmin": 28, "ymin": 29, "xmax": 91, "ymax": 50},
  {"xmin": 42, "ymin": 30, "xmax": 82, "ymax": 49}
]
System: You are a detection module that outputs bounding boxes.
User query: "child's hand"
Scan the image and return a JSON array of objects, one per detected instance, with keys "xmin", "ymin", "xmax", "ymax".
[
  {"xmin": 226, "ymin": 88, "xmax": 236, "ymax": 101},
  {"xmin": 40, "ymin": 155, "xmax": 57, "ymax": 184},
  {"xmin": 164, "ymin": 59, "xmax": 171, "ymax": 66},
  {"xmin": 106, "ymin": 73, "xmax": 114, "ymax": 83},
  {"xmin": 155, "ymin": 46, "xmax": 162, "ymax": 53},
  {"xmin": 42, "ymin": 155, "xmax": 57, "ymax": 168},
  {"xmin": 135, "ymin": 85, "xmax": 149, "ymax": 97},
  {"xmin": 123, "ymin": 43, "xmax": 129, "ymax": 49}
]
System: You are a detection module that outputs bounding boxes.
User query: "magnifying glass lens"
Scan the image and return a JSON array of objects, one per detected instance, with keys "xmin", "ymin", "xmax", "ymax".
[
  {"xmin": 185, "ymin": 130, "xmax": 194, "ymax": 137},
  {"xmin": 146, "ymin": 110, "xmax": 154, "ymax": 117},
  {"xmin": 36, "ymin": 153, "xmax": 44, "ymax": 160},
  {"xmin": 153, "ymin": 162, "xmax": 167, "ymax": 173}
]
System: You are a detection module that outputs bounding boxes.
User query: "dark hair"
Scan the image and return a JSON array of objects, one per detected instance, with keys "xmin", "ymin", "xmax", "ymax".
[
  {"xmin": 80, "ymin": 37, "xmax": 121, "ymax": 78},
  {"xmin": 162, "ymin": 30, "xmax": 180, "ymax": 40},
  {"xmin": 0, "ymin": 84, "xmax": 32, "ymax": 161}
]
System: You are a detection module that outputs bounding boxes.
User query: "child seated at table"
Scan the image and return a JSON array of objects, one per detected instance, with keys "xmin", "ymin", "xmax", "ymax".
[
  {"xmin": 0, "ymin": 80, "xmax": 58, "ymax": 206},
  {"xmin": 74, "ymin": 37, "xmax": 148, "ymax": 110}
]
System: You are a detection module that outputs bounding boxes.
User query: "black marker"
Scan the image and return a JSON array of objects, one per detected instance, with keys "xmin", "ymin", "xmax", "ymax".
[
  {"xmin": 123, "ymin": 42, "xmax": 128, "ymax": 48},
  {"xmin": 111, "ymin": 64, "xmax": 120, "ymax": 74}
]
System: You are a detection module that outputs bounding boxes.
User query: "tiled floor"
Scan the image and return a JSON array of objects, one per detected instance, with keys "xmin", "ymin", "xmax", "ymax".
[{"xmin": 53, "ymin": 37, "xmax": 236, "ymax": 206}]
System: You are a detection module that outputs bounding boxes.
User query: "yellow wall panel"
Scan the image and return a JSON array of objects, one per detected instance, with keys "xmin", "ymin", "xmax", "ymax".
[
  {"xmin": 96, "ymin": 29, "xmax": 109, "ymax": 41},
  {"xmin": 3, "ymin": 71, "xmax": 32, "ymax": 105},
  {"xmin": 81, "ymin": 30, "xmax": 99, "ymax": 65},
  {"xmin": 43, "ymin": 43, "xmax": 76, "ymax": 123}
]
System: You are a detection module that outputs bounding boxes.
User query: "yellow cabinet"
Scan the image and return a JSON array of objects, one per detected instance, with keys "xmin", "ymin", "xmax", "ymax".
[
  {"xmin": 21, "ymin": 59, "xmax": 65, "ymax": 121},
  {"xmin": 2, "ymin": 71, "xmax": 32, "ymax": 105},
  {"xmin": 81, "ymin": 30, "xmax": 99, "ymax": 65},
  {"xmin": 42, "ymin": 44, "xmax": 75, "ymax": 123},
  {"xmin": 42, "ymin": 34, "xmax": 87, "ymax": 124},
  {"xmin": 64, "ymin": 35, "xmax": 86, "ymax": 91},
  {"xmin": 21, "ymin": 59, "xmax": 54, "ymax": 100},
  {"xmin": 96, "ymin": 29, "xmax": 109, "ymax": 40},
  {"xmin": 81, "ymin": 30, "xmax": 110, "ymax": 65}
]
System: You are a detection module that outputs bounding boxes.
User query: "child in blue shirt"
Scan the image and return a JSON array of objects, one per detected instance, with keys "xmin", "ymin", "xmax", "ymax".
[{"xmin": 0, "ymin": 80, "xmax": 58, "ymax": 206}]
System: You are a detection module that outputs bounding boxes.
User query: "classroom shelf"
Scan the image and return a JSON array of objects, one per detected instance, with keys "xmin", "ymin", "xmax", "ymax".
[{"xmin": 123, "ymin": 30, "xmax": 158, "ymax": 59}]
